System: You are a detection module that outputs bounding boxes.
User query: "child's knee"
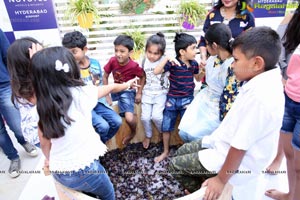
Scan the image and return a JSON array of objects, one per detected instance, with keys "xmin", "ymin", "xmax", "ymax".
[
  {"xmin": 125, "ymin": 112, "xmax": 136, "ymax": 123},
  {"xmin": 140, "ymin": 114, "xmax": 148, "ymax": 123},
  {"xmin": 114, "ymin": 116, "xmax": 122, "ymax": 127},
  {"xmin": 152, "ymin": 114, "xmax": 163, "ymax": 124},
  {"xmin": 99, "ymin": 123, "xmax": 110, "ymax": 134}
]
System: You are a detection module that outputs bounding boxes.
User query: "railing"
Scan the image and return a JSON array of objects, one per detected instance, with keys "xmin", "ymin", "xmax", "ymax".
[{"xmin": 53, "ymin": 0, "xmax": 211, "ymax": 65}]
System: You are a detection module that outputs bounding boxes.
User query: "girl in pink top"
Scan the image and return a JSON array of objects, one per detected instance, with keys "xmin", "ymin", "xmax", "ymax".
[{"xmin": 265, "ymin": 45, "xmax": 300, "ymax": 200}]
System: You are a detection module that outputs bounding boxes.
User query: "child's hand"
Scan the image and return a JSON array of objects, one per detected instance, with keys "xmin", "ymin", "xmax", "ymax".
[
  {"xmin": 167, "ymin": 56, "xmax": 180, "ymax": 66},
  {"xmin": 43, "ymin": 158, "xmax": 50, "ymax": 176},
  {"xmin": 29, "ymin": 43, "xmax": 43, "ymax": 58},
  {"xmin": 201, "ymin": 176, "xmax": 225, "ymax": 200},
  {"xmin": 200, "ymin": 59, "xmax": 207, "ymax": 69},
  {"xmin": 106, "ymin": 96, "xmax": 113, "ymax": 106},
  {"xmin": 126, "ymin": 76, "xmax": 140, "ymax": 89},
  {"xmin": 135, "ymin": 93, "xmax": 142, "ymax": 104}
]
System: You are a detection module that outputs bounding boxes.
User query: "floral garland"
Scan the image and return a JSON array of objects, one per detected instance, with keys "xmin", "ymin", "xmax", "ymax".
[{"xmin": 213, "ymin": 56, "xmax": 224, "ymax": 68}]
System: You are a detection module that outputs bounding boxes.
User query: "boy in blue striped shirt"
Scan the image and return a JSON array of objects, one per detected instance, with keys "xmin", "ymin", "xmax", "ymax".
[{"xmin": 153, "ymin": 32, "xmax": 201, "ymax": 162}]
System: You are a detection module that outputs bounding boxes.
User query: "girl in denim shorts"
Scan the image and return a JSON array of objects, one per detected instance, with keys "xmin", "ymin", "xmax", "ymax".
[{"xmin": 265, "ymin": 44, "xmax": 300, "ymax": 200}]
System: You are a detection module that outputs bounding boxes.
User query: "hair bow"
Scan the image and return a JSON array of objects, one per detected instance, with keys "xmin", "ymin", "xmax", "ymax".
[{"xmin": 55, "ymin": 60, "xmax": 70, "ymax": 73}]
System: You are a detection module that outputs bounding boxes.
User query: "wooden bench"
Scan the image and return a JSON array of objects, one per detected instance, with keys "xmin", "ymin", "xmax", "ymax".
[{"xmin": 106, "ymin": 103, "xmax": 184, "ymax": 150}]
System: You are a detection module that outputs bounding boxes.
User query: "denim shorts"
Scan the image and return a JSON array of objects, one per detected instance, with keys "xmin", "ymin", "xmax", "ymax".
[
  {"xmin": 161, "ymin": 96, "xmax": 194, "ymax": 132},
  {"xmin": 281, "ymin": 93, "xmax": 300, "ymax": 150},
  {"xmin": 111, "ymin": 89, "xmax": 136, "ymax": 117}
]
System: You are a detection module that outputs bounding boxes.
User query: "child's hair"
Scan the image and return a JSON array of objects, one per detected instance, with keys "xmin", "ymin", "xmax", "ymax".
[
  {"xmin": 113, "ymin": 35, "xmax": 134, "ymax": 51},
  {"xmin": 62, "ymin": 31, "xmax": 87, "ymax": 50},
  {"xmin": 174, "ymin": 32, "xmax": 197, "ymax": 57},
  {"xmin": 30, "ymin": 46, "xmax": 85, "ymax": 139},
  {"xmin": 205, "ymin": 23, "xmax": 233, "ymax": 53},
  {"xmin": 7, "ymin": 37, "xmax": 41, "ymax": 103},
  {"xmin": 283, "ymin": 2, "xmax": 300, "ymax": 55},
  {"xmin": 232, "ymin": 26, "xmax": 281, "ymax": 71},
  {"xmin": 145, "ymin": 32, "xmax": 166, "ymax": 55}
]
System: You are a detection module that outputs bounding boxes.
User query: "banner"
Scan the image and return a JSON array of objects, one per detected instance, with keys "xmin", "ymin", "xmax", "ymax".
[
  {"xmin": 4, "ymin": 0, "xmax": 58, "ymax": 31},
  {"xmin": 0, "ymin": 0, "xmax": 61, "ymax": 46},
  {"xmin": 252, "ymin": 0, "xmax": 288, "ymax": 18}
]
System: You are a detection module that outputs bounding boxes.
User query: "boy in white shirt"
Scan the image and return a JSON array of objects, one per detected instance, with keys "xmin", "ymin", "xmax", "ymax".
[{"xmin": 169, "ymin": 26, "xmax": 285, "ymax": 200}]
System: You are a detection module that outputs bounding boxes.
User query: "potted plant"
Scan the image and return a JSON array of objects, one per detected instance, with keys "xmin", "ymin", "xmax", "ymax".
[
  {"xmin": 66, "ymin": 0, "xmax": 101, "ymax": 28},
  {"xmin": 178, "ymin": 0, "xmax": 207, "ymax": 30},
  {"xmin": 118, "ymin": 0, "xmax": 156, "ymax": 14},
  {"xmin": 124, "ymin": 27, "xmax": 146, "ymax": 61}
]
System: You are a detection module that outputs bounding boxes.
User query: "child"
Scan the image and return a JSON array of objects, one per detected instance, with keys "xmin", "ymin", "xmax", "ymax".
[
  {"xmin": 265, "ymin": 45, "xmax": 300, "ymax": 200},
  {"xmin": 140, "ymin": 32, "xmax": 169, "ymax": 149},
  {"xmin": 103, "ymin": 35, "xmax": 146, "ymax": 145},
  {"xmin": 265, "ymin": 24, "xmax": 300, "ymax": 200},
  {"xmin": 153, "ymin": 32, "xmax": 200, "ymax": 163},
  {"xmin": 28, "ymin": 47, "xmax": 138, "ymax": 199},
  {"xmin": 7, "ymin": 37, "xmax": 42, "ymax": 147},
  {"xmin": 266, "ymin": 6, "xmax": 300, "ymax": 175},
  {"xmin": 179, "ymin": 23, "xmax": 234, "ymax": 142},
  {"xmin": 1, "ymin": 30, "xmax": 38, "ymax": 179},
  {"xmin": 169, "ymin": 26, "xmax": 284, "ymax": 200},
  {"xmin": 62, "ymin": 31, "xmax": 122, "ymax": 144}
]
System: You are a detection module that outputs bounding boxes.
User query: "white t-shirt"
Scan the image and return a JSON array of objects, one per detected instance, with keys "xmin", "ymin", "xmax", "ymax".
[
  {"xmin": 49, "ymin": 85, "xmax": 107, "ymax": 172},
  {"xmin": 199, "ymin": 68, "xmax": 284, "ymax": 185},
  {"xmin": 142, "ymin": 56, "xmax": 169, "ymax": 96}
]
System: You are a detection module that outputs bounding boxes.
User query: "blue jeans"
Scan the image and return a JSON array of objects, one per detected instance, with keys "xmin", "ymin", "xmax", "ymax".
[
  {"xmin": 111, "ymin": 90, "xmax": 136, "ymax": 117},
  {"xmin": 281, "ymin": 93, "xmax": 300, "ymax": 150},
  {"xmin": 0, "ymin": 82, "xmax": 26, "ymax": 160},
  {"xmin": 162, "ymin": 96, "xmax": 194, "ymax": 132},
  {"xmin": 92, "ymin": 103, "xmax": 122, "ymax": 143},
  {"xmin": 52, "ymin": 160, "xmax": 115, "ymax": 200}
]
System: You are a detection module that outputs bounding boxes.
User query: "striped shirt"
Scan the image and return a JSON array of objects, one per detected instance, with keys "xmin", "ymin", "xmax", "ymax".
[{"xmin": 164, "ymin": 58, "xmax": 199, "ymax": 98}]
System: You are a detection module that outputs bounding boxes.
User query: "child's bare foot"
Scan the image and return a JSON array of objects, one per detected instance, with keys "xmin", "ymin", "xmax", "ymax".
[
  {"xmin": 143, "ymin": 137, "xmax": 151, "ymax": 149},
  {"xmin": 154, "ymin": 152, "xmax": 169, "ymax": 163},
  {"xmin": 265, "ymin": 189, "xmax": 289, "ymax": 200},
  {"xmin": 122, "ymin": 133, "xmax": 135, "ymax": 145},
  {"xmin": 266, "ymin": 160, "xmax": 282, "ymax": 175},
  {"xmin": 184, "ymin": 189, "xmax": 191, "ymax": 195}
]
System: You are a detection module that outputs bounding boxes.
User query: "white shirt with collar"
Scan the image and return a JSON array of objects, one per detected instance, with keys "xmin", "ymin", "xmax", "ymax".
[{"xmin": 198, "ymin": 67, "xmax": 284, "ymax": 185}]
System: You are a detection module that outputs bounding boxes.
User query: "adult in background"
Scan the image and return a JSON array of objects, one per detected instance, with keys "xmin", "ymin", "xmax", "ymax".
[{"xmin": 199, "ymin": 0, "xmax": 255, "ymax": 66}]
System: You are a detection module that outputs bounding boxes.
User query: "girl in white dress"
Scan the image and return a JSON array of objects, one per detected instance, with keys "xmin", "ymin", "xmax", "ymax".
[{"xmin": 179, "ymin": 23, "xmax": 234, "ymax": 142}]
